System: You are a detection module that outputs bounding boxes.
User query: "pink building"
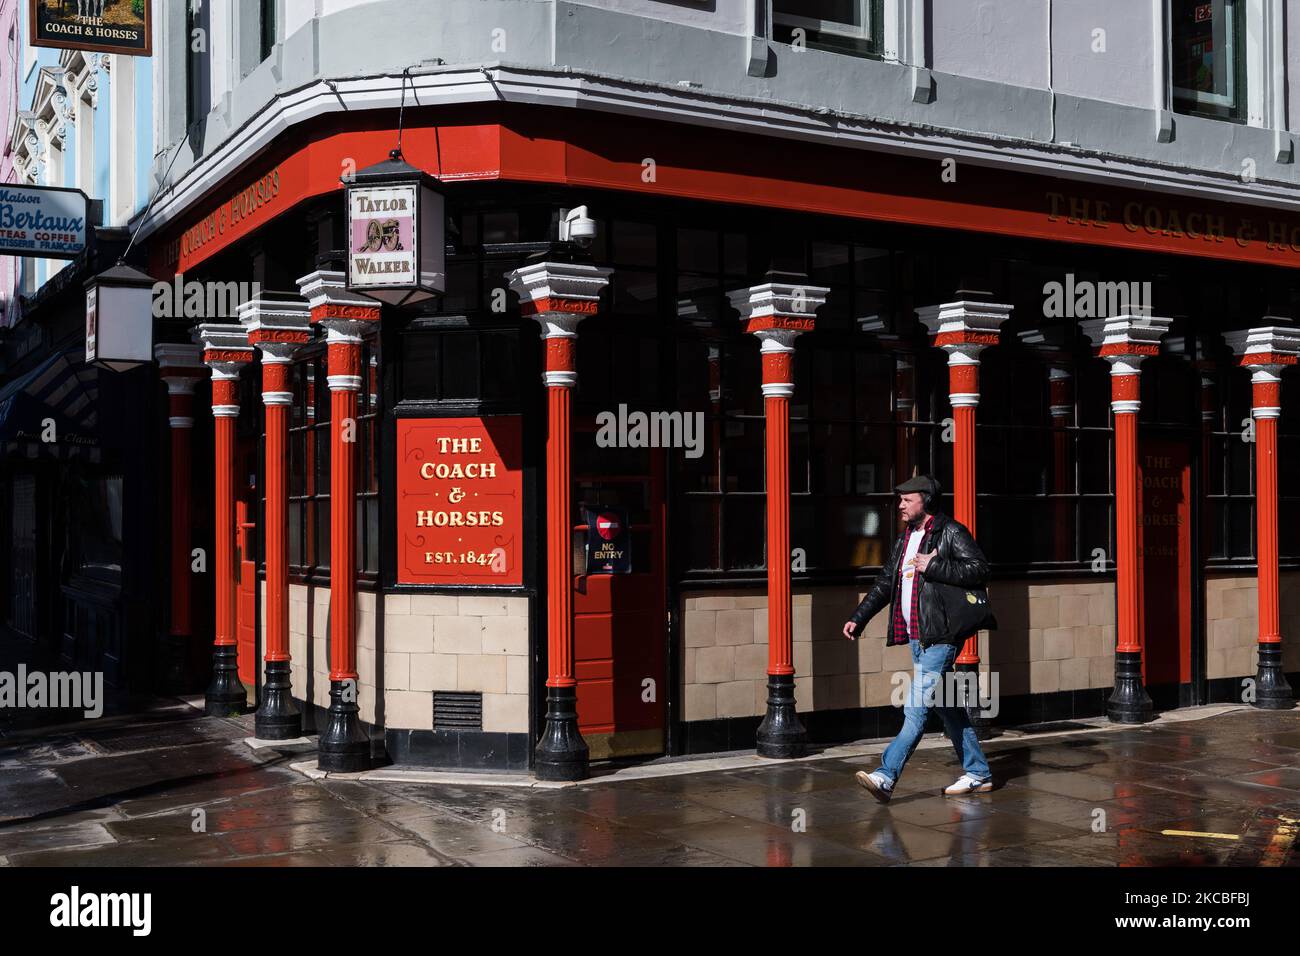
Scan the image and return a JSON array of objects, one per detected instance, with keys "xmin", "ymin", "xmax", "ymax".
[{"xmin": 0, "ymin": 0, "xmax": 20, "ymax": 329}]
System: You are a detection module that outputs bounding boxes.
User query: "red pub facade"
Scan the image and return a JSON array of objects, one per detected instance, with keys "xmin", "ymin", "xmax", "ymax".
[{"xmin": 135, "ymin": 100, "xmax": 1300, "ymax": 776}]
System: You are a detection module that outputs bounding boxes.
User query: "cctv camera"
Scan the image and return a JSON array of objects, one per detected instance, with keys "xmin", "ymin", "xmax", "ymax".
[{"xmin": 559, "ymin": 206, "xmax": 597, "ymax": 247}]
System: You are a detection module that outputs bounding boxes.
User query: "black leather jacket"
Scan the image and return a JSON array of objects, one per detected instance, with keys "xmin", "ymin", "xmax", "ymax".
[{"xmin": 848, "ymin": 511, "xmax": 990, "ymax": 648}]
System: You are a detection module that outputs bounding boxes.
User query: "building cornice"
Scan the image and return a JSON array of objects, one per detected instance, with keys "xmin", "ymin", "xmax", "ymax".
[{"xmin": 132, "ymin": 63, "xmax": 1300, "ymax": 244}]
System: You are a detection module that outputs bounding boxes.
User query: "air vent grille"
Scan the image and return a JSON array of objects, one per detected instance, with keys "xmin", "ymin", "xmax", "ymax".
[{"xmin": 432, "ymin": 691, "xmax": 483, "ymax": 731}]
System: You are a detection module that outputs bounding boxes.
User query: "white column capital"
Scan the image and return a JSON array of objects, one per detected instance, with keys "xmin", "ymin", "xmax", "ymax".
[
  {"xmin": 1079, "ymin": 313, "xmax": 1173, "ymax": 368},
  {"xmin": 916, "ymin": 299, "xmax": 1013, "ymax": 364},
  {"xmin": 239, "ymin": 294, "xmax": 314, "ymax": 362},
  {"xmin": 296, "ymin": 269, "xmax": 383, "ymax": 335},
  {"xmin": 1224, "ymin": 324, "xmax": 1300, "ymax": 367},
  {"xmin": 507, "ymin": 258, "xmax": 612, "ymax": 341},
  {"xmin": 730, "ymin": 275, "xmax": 829, "ymax": 328},
  {"xmin": 194, "ymin": 322, "xmax": 253, "ymax": 368}
]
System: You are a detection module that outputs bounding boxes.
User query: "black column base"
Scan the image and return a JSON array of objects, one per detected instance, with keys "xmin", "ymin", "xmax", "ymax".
[
  {"xmin": 255, "ymin": 659, "xmax": 302, "ymax": 740},
  {"xmin": 1106, "ymin": 650, "xmax": 1153, "ymax": 724},
  {"xmin": 534, "ymin": 686, "xmax": 589, "ymax": 781},
  {"xmin": 1253, "ymin": 643, "xmax": 1295, "ymax": 710},
  {"xmin": 756, "ymin": 673, "xmax": 807, "ymax": 759},
  {"xmin": 204, "ymin": 645, "xmax": 247, "ymax": 717},
  {"xmin": 317, "ymin": 680, "xmax": 371, "ymax": 773},
  {"xmin": 157, "ymin": 632, "xmax": 193, "ymax": 696},
  {"xmin": 955, "ymin": 661, "xmax": 995, "ymax": 740}
]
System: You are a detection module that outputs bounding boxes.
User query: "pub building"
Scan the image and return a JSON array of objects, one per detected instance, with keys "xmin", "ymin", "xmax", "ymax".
[{"xmin": 113, "ymin": 100, "xmax": 1300, "ymax": 777}]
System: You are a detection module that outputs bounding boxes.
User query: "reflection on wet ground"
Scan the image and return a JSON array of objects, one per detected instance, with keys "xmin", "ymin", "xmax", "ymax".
[{"xmin": 2, "ymin": 703, "xmax": 1299, "ymax": 866}]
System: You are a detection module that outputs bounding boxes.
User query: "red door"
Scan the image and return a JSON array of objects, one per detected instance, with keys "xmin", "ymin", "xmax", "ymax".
[
  {"xmin": 235, "ymin": 498, "xmax": 257, "ymax": 695},
  {"xmin": 571, "ymin": 441, "xmax": 667, "ymax": 760},
  {"xmin": 1140, "ymin": 441, "xmax": 1193, "ymax": 692}
]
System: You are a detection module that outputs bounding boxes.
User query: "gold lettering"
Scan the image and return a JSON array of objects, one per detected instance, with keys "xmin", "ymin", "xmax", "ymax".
[
  {"xmin": 1047, "ymin": 191, "xmax": 1066, "ymax": 222},
  {"xmin": 1123, "ymin": 202, "xmax": 1142, "ymax": 233}
]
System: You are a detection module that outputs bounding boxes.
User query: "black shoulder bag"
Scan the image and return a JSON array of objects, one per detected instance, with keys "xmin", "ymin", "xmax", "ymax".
[{"xmin": 931, "ymin": 579, "xmax": 998, "ymax": 643}]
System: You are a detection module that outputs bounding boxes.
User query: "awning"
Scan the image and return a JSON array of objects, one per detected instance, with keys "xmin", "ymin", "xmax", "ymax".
[{"xmin": 0, "ymin": 347, "xmax": 100, "ymax": 458}]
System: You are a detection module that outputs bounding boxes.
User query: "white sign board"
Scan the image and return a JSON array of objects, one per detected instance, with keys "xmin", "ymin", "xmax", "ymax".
[
  {"xmin": 0, "ymin": 185, "xmax": 89, "ymax": 259},
  {"xmin": 348, "ymin": 185, "xmax": 420, "ymax": 290}
]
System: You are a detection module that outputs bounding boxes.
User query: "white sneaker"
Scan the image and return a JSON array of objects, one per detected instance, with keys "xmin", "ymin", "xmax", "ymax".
[
  {"xmin": 943, "ymin": 773, "xmax": 993, "ymax": 795},
  {"xmin": 855, "ymin": 770, "xmax": 894, "ymax": 803}
]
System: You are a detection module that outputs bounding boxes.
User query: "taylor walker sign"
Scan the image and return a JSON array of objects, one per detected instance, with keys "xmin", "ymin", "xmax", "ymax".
[
  {"xmin": 349, "ymin": 186, "xmax": 420, "ymax": 286},
  {"xmin": 395, "ymin": 416, "xmax": 523, "ymax": 586},
  {"xmin": 30, "ymin": 0, "xmax": 153, "ymax": 57},
  {"xmin": 0, "ymin": 184, "xmax": 88, "ymax": 258},
  {"xmin": 0, "ymin": 665, "xmax": 104, "ymax": 718}
]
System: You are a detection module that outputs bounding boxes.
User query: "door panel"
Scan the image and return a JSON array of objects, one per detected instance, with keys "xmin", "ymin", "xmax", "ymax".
[
  {"xmin": 235, "ymin": 499, "xmax": 257, "ymax": 696},
  {"xmin": 1140, "ymin": 441, "xmax": 1193, "ymax": 696},
  {"xmin": 571, "ymin": 440, "xmax": 667, "ymax": 760}
]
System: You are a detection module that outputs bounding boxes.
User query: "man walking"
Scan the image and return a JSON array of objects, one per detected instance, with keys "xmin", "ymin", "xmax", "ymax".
[{"xmin": 842, "ymin": 475, "xmax": 993, "ymax": 802}]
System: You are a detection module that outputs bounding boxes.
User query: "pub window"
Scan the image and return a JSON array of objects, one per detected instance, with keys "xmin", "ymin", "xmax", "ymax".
[
  {"xmin": 773, "ymin": 0, "xmax": 885, "ymax": 58},
  {"xmin": 260, "ymin": 0, "xmax": 278, "ymax": 61},
  {"xmin": 281, "ymin": 335, "xmax": 381, "ymax": 578},
  {"xmin": 357, "ymin": 338, "xmax": 381, "ymax": 577},
  {"xmin": 1169, "ymin": 0, "xmax": 1246, "ymax": 123},
  {"xmin": 70, "ymin": 474, "xmax": 124, "ymax": 583},
  {"xmin": 975, "ymin": 343, "xmax": 1115, "ymax": 572},
  {"xmin": 1280, "ymin": 366, "xmax": 1300, "ymax": 563},
  {"xmin": 399, "ymin": 327, "xmax": 522, "ymax": 405},
  {"xmin": 287, "ymin": 351, "xmax": 331, "ymax": 576},
  {"xmin": 676, "ymin": 233, "xmax": 951, "ymax": 575},
  {"xmin": 1205, "ymin": 363, "xmax": 1256, "ymax": 562},
  {"xmin": 185, "ymin": 0, "xmax": 211, "ymax": 129}
]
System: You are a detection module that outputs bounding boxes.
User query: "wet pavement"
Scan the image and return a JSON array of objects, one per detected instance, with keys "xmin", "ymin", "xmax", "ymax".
[{"xmin": 2, "ymin": 702, "xmax": 1300, "ymax": 866}]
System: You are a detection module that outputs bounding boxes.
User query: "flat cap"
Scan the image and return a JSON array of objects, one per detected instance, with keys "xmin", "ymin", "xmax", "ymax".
[{"xmin": 895, "ymin": 474, "xmax": 941, "ymax": 498}]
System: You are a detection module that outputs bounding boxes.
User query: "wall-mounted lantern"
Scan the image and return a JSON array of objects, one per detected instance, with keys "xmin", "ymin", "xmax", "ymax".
[
  {"xmin": 344, "ymin": 150, "xmax": 445, "ymax": 307},
  {"xmin": 84, "ymin": 262, "xmax": 155, "ymax": 371}
]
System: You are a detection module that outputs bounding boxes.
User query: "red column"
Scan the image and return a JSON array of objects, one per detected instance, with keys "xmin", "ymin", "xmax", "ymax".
[
  {"xmin": 155, "ymin": 344, "xmax": 203, "ymax": 693},
  {"xmin": 298, "ymin": 269, "xmax": 382, "ymax": 772},
  {"xmin": 1227, "ymin": 326, "xmax": 1299, "ymax": 709},
  {"xmin": 1081, "ymin": 314, "xmax": 1171, "ymax": 723},
  {"xmin": 917, "ymin": 300, "xmax": 1012, "ymax": 675},
  {"xmin": 197, "ymin": 325, "xmax": 254, "ymax": 717},
  {"xmin": 1111, "ymin": 372, "xmax": 1141, "ymax": 656},
  {"xmin": 507, "ymin": 257, "xmax": 612, "ymax": 782},
  {"xmin": 244, "ymin": 296, "xmax": 313, "ymax": 739},
  {"xmin": 545, "ymin": 353, "xmax": 576, "ymax": 691},
  {"xmin": 762, "ymin": 341, "xmax": 795, "ymax": 680},
  {"xmin": 733, "ymin": 275, "xmax": 827, "ymax": 760}
]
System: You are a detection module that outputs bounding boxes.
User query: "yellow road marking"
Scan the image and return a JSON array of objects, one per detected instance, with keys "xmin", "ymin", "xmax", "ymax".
[{"xmin": 1159, "ymin": 829, "xmax": 1239, "ymax": 840}]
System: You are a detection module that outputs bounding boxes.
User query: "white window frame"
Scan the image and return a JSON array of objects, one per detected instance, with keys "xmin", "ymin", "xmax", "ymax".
[
  {"xmin": 1167, "ymin": 0, "xmax": 1248, "ymax": 117},
  {"xmin": 773, "ymin": 0, "xmax": 875, "ymax": 45}
]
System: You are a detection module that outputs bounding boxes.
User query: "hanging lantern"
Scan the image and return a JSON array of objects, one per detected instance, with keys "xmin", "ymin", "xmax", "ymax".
[
  {"xmin": 345, "ymin": 151, "xmax": 445, "ymax": 306},
  {"xmin": 84, "ymin": 262, "xmax": 156, "ymax": 372}
]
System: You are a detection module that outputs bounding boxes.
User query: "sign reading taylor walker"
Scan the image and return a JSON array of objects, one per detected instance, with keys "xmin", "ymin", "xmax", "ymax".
[
  {"xmin": 396, "ymin": 417, "xmax": 523, "ymax": 586},
  {"xmin": 30, "ymin": 0, "xmax": 153, "ymax": 56}
]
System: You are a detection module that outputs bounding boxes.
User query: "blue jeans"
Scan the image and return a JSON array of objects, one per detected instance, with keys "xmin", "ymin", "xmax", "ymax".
[{"xmin": 875, "ymin": 639, "xmax": 991, "ymax": 787}]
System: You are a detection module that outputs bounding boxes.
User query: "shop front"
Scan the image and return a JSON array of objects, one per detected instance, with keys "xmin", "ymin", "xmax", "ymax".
[{"xmin": 144, "ymin": 103, "xmax": 1300, "ymax": 775}]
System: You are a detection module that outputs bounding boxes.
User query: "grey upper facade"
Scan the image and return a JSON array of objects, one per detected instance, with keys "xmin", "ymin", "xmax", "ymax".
[{"xmin": 140, "ymin": 0, "xmax": 1300, "ymax": 238}]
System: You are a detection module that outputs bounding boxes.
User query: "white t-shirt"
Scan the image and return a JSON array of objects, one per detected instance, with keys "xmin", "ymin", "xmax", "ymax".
[{"xmin": 900, "ymin": 525, "xmax": 927, "ymax": 630}]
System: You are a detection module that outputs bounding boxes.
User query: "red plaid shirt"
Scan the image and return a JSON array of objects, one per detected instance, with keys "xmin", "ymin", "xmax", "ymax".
[{"xmin": 889, "ymin": 516, "xmax": 933, "ymax": 646}]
